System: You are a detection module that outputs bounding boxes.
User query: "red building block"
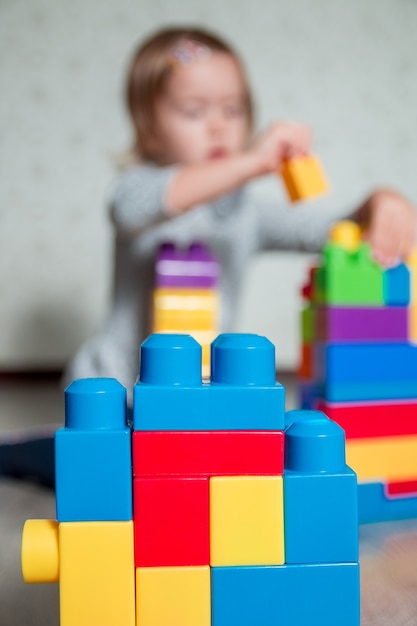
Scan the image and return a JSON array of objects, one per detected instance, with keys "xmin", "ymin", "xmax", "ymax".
[
  {"xmin": 134, "ymin": 477, "xmax": 209, "ymax": 567},
  {"xmin": 317, "ymin": 400, "xmax": 417, "ymax": 439},
  {"xmin": 132, "ymin": 430, "xmax": 284, "ymax": 477},
  {"xmin": 386, "ymin": 479, "xmax": 417, "ymax": 498}
]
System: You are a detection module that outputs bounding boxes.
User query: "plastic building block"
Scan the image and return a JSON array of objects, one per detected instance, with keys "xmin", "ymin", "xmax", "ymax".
[
  {"xmin": 316, "ymin": 242, "xmax": 384, "ymax": 305},
  {"xmin": 314, "ymin": 221, "xmax": 384, "ymax": 305},
  {"xmin": 59, "ymin": 521, "xmax": 135, "ymax": 626},
  {"xmin": 301, "ymin": 304, "xmax": 315, "ymax": 343},
  {"xmin": 281, "ymin": 154, "xmax": 328, "ymax": 202},
  {"xmin": 387, "ymin": 479, "xmax": 417, "ymax": 496},
  {"xmin": 358, "ymin": 482, "xmax": 417, "ymax": 523},
  {"xmin": 283, "ymin": 413, "xmax": 358, "ymax": 564},
  {"xmin": 346, "ymin": 434, "xmax": 417, "ymax": 482},
  {"xmin": 152, "ymin": 287, "xmax": 219, "ymax": 330},
  {"xmin": 133, "ymin": 334, "xmax": 285, "ymax": 431},
  {"xmin": 136, "ymin": 566, "xmax": 211, "ymax": 626},
  {"xmin": 298, "ymin": 342, "xmax": 314, "ymax": 378},
  {"xmin": 316, "ymin": 342, "xmax": 417, "ymax": 402},
  {"xmin": 55, "ymin": 379, "xmax": 132, "ymax": 522},
  {"xmin": 383, "ymin": 262, "xmax": 410, "ymax": 306},
  {"xmin": 22, "ymin": 519, "xmax": 59, "ymax": 583},
  {"xmin": 155, "ymin": 242, "xmax": 220, "ymax": 288},
  {"xmin": 317, "ymin": 399, "xmax": 417, "ymax": 439},
  {"xmin": 209, "ymin": 476, "xmax": 285, "ymax": 567},
  {"xmin": 316, "ymin": 305, "xmax": 408, "ymax": 342},
  {"xmin": 132, "ymin": 430, "xmax": 284, "ymax": 477},
  {"xmin": 133, "ymin": 477, "xmax": 209, "ymax": 567},
  {"xmin": 211, "ymin": 563, "xmax": 360, "ymax": 626}
]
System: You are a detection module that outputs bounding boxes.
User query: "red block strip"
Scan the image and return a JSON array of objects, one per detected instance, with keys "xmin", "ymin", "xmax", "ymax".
[
  {"xmin": 133, "ymin": 430, "xmax": 284, "ymax": 477},
  {"xmin": 386, "ymin": 479, "xmax": 417, "ymax": 498},
  {"xmin": 134, "ymin": 477, "xmax": 209, "ymax": 567},
  {"xmin": 317, "ymin": 400, "xmax": 417, "ymax": 439}
]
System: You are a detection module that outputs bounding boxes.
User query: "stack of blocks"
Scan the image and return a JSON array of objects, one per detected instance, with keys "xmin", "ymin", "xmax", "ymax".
[
  {"xmin": 22, "ymin": 333, "xmax": 360, "ymax": 626},
  {"xmin": 152, "ymin": 242, "xmax": 220, "ymax": 376},
  {"xmin": 299, "ymin": 220, "xmax": 417, "ymax": 522}
]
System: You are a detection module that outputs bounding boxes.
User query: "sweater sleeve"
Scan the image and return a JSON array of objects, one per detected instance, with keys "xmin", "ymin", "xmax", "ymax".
[
  {"xmin": 255, "ymin": 194, "xmax": 355, "ymax": 253},
  {"xmin": 109, "ymin": 163, "xmax": 179, "ymax": 237}
]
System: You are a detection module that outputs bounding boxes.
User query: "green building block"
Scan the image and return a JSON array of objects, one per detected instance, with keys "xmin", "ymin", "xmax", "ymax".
[{"xmin": 315, "ymin": 241, "xmax": 384, "ymax": 305}]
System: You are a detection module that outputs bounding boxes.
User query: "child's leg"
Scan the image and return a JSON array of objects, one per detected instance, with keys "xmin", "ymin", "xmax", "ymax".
[{"xmin": 0, "ymin": 427, "xmax": 57, "ymax": 488}]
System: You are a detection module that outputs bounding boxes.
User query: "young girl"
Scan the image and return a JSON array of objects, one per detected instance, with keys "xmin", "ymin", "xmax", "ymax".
[
  {"xmin": 1, "ymin": 26, "xmax": 415, "ymax": 486},
  {"xmin": 63, "ymin": 26, "xmax": 416, "ymax": 399}
]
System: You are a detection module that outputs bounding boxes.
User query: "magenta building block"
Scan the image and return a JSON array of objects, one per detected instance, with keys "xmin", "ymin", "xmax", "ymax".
[
  {"xmin": 316, "ymin": 306, "xmax": 408, "ymax": 342},
  {"xmin": 155, "ymin": 242, "xmax": 220, "ymax": 288}
]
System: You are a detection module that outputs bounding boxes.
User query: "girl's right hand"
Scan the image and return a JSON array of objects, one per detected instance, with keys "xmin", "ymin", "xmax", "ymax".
[{"xmin": 249, "ymin": 121, "xmax": 313, "ymax": 176}]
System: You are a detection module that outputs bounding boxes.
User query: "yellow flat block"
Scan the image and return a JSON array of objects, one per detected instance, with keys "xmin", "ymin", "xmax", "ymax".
[
  {"xmin": 210, "ymin": 476, "xmax": 284, "ymax": 567},
  {"xmin": 153, "ymin": 310, "xmax": 217, "ymax": 330},
  {"xmin": 281, "ymin": 154, "xmax": 328, "ymax": 202},
  {"xmin": 59, "ymin": 521, "xmax": 135, "ymax": 626},
  {"xmin": 153, "ymin": 288, "xmax": 219, "ymax": 312},
  {"xmin": 346, "ymin": 435, "xmax": 417, "ymax": 482},
  {"xmin": 136, "ymin": 566, "xmax": 211, "ymax": 626}
]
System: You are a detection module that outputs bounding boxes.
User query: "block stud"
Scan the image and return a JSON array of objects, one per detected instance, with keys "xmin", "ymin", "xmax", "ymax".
[
  {"xmin": 140, "ymin": 334, "xmax": 202, "ymax": 385},
  {"xmin": 211, "ymin": 334, "xmax": 276, "ymax": 385},
  {"xmin": 64, "ymin": 378, "xmax": 126, "ymax": 430},
  {"xmin": 285, "ymin": 411, "xmax": 346, "ymax": 473},
  {"xmin": 329, "ymin": 221, "xmax": 362, "ymax": 252}
]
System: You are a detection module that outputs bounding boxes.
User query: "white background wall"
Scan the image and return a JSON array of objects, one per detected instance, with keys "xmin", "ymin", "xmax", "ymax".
[{"xmin": 1, "ymin": 0, "xmax": 417, "ymax": 370}]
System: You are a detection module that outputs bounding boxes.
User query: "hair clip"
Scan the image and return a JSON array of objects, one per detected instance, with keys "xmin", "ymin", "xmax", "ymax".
[{"xmin": 168, "ymin": 39, "xmax": 211, "ymax": 68}]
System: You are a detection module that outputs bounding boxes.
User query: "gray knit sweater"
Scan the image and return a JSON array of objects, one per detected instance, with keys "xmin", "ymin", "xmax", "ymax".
[{"xmin": 63, "ymin": 162, "xmax": 341, "ymax": 399}]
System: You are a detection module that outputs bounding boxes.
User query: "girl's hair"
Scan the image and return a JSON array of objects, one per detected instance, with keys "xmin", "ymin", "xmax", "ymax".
[{"xmin": 126, "ymin": 26, "xmax": 254, "ymax": 161}]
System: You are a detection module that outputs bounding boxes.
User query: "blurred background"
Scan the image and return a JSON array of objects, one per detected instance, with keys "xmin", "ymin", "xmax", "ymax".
[{"xmin": 1, "ymin": 0, "xmax": 417, "ymax": 373}]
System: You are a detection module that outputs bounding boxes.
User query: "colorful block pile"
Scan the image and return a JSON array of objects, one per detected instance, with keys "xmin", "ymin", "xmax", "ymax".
[
  {"xmin": 299, "ymin": 220, "xmax": 417, "ymax": 522},
  {"xmin": 22, "ymin": 333, "xmax": 360, "ymax": 626},
  {"xmin": 152, "ymin": 242, "xmax": 220, "ymax": 376}
]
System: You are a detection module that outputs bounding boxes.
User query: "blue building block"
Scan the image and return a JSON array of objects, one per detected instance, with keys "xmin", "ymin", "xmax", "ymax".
[
  {"xmin": 211, "ymin": 563, "xmax": 360, "ymax": 626},
  {"xmin": 133, "ymin": 334, "xmax": 285, "ymax": 431},
  {"xmin": 316, "ymin": 342, "xmax": 417, "ymax": 402},
  {"xmin": 284, "ymin": 412, "xmax": 358, "ymax": 564},
  {"xmin": 298, "ymin": 380, "xmax": 318, "ymax": 410},
  {"xmin": 55, "ymin": 378, "xmax": 132, "ymax": 522},
  {"xmin": 383, "ymin": 263, "xmax": 410, "ymax": 306},
  {"xmin": 358, "ymin": 482, "xmax": 417, "ymax": 524}
]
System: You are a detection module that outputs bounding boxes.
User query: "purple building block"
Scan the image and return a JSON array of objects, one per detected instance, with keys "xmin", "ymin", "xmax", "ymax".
[
  {"xmin": 155, "ymin": 242, "xmax": 220, "ymax": 288},
  {"xmin": 316, "ymin": 306, "xmax": 408, "ymax": 342}
]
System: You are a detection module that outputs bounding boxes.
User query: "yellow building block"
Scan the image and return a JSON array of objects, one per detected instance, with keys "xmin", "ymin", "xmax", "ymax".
[
  {"xmin": 136, "ymin": 566, "xmax": 211, "ymax": 626},
  {"xmin": 329, "ymin": 221, "xmax": 362, "ymax": 252},
  {"xmin": 59, "ymin": 521, "xmax": 135, "ymax": 626},
  {"xmin": 407, "ymin": 249, "xmax": 417, "ymax": 342},
  {"xmin": 346, "ymin": 435, "xmax": 417, "ymax": 482},
  {"xmin": 22, "ymin": 519, "xmax": 59, "ymax": 584},
  {"xmin": 281, "ymin": 154, "xmax": 328, "ymax": 202},
  {"xmin": 210, "ymin": 476, "xmax": 285, "ymax": 566}
]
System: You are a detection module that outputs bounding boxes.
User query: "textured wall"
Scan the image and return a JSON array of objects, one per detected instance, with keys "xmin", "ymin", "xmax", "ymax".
[{"xmin": 1, "ymin": 0, "xmax": 416, "ymax": 369}]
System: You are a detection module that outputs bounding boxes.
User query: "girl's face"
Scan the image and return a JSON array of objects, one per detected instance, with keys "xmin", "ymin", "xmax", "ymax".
[{"xmin": 147, "ymin": 52, "xmax": 250, "ymax": 165}]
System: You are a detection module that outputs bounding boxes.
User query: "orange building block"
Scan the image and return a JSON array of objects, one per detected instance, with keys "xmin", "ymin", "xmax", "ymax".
[{"xmin": 281, "ymin": 154, "xmax": 328, "ymax": 202}]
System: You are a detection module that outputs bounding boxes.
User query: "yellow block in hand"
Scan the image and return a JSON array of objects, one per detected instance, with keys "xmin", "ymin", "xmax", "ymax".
[{"xmin": 281, "ymin": 154, "xmax": 328, "ymax": 202}]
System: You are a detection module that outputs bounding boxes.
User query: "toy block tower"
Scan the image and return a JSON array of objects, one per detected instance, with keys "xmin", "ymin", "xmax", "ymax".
[
  {"xmin": 152, "ymin": 242, "xmax": 221, "ymax": 376},
  {"xmin": 299, "ymin": 220, "xmax": 417, "ymax": 522},
  {"xmin": 22, "ymin": 333, "xmax": 360, "ymax": 625}
]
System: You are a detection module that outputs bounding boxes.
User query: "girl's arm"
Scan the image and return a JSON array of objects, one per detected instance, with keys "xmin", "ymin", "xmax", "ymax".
[{"xmin": 166, "ymin": 122, "xmax": 312, "ymax": 213}]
